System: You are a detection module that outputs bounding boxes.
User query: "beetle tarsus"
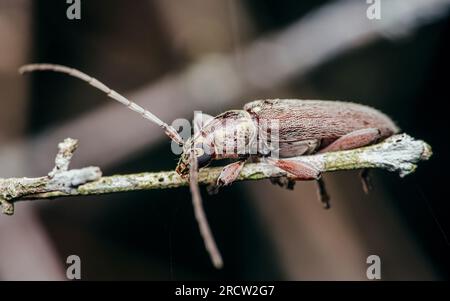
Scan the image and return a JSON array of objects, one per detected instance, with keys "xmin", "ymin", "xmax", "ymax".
[
  {"xmin": 270, "ymin": 177, "xmax": 296, "ymax": 190},
  {"xmin": 206, "ymin": 184, "xmax": 220, "ymax": 195},
  {"xmin": 316, "ymin": 178, "xmax": 331, "ymax": 209},
  {"xmin": 360, "ymin": 168, "xmax": 372, "ymax": 194}
]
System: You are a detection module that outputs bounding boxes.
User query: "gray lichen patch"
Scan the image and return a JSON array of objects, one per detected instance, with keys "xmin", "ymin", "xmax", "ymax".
[
  {"xmin": 321, "ymin": 134, "xmax": 432, "ymax": 176},
  {"xmin": 48, "ymin": 138, "xmax": 79, "ymax": 178}
]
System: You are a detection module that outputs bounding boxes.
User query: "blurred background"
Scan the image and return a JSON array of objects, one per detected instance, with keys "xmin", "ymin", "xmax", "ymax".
[{"xmin": 0, "ymin": 0, "xmax": 449, "ymax": 280}]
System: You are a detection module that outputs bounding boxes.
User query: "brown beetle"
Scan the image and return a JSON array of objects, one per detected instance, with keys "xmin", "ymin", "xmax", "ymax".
[
  {"xmin": 20, "ymin": 64, "xmax": 399, "ymax": 269},
  {"xmin": 177, "ymin": 99, "xmax": 398, "ymax": 184}
]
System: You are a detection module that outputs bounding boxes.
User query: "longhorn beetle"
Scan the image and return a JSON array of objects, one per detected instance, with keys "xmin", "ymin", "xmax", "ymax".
[{"xmin": 20, "ymin": 64, "xmax": 399, "ymax": 269}]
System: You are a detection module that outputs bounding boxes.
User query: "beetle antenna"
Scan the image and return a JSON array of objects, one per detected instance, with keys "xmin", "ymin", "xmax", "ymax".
[
  {"xmin": 189, "ymin": 147, "xmax": 223, "ymax": 269},
  {"xmin": 19, "ymin": 63, "xmax": 184, "ymax": 145}
]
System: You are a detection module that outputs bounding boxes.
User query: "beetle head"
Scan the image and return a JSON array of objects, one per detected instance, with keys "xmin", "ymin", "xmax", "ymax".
[{"xmin": 176, "ymin": 137, "xmax": 214, "ymax": 176}]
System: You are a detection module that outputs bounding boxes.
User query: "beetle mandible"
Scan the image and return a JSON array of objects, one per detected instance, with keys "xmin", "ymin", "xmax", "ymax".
[{"xmin": 19, "ymin": 64, "xmax": 399, "ymax": 268}]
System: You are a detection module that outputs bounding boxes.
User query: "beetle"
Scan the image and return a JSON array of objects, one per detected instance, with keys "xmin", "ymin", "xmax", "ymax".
[
  {"xmin": 19, "ymin": 64, "xmax": 399, "ymax": 268},
  {"xmin": 177, "ymin": 99, "xmax": 398, "ymax": 186}
]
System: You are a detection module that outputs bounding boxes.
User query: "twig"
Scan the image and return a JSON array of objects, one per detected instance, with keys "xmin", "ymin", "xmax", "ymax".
[
  {"xmin": 0, "ymin": 133, "xmax": 431, "ymax": 215},
  {"xmin": 1, "ymin": 134, "xmax": 432, "ymax": 210},
  {"xmin": 0, "ymin": 138, "xmax": 101, "ymax": 215}
]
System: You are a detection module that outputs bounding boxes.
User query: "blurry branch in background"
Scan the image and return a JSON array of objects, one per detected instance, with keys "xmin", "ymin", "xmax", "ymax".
[{"xmin": 0, "ymin": 134, "xmax": 432, "ymax": 215}]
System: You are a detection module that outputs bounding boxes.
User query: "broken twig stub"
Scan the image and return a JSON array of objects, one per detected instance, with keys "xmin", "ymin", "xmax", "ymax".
[{"xmin": 0, "ymin": 138, "xmax": 101, "ymax": 215}]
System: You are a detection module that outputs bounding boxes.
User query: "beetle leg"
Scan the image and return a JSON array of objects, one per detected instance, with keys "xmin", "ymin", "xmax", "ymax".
[
  {"xmin": 270, "ymin": 177, "xmax": 296, "ymax": 190},
  {"xmin": 360, "ymin": 168, "xmax": 372, "ymax": 194},
  {"xmin": 316, "ymin": 178, "xmax": 331, "ymax": 209},
  {"xmin": 278, "ymin": 139, "xmax": 320, "ymax": 157},
  {"xmin": 216, "ymin": 160, "xmax": 246, "ymax": 187},
  {"xmin": 266, "ymin": 158, "xmax": 321, "ymax": 180},
  {"xmin": 267, "ymin": 158, "xmax": 332, "ymax": 208},
  {"xmin": 208, "ymin": 159, "xmax": 248, "ymax": 194},
  {"xmin": 318, "ymin": 128, "xmax": 381, "ymax": 153}
]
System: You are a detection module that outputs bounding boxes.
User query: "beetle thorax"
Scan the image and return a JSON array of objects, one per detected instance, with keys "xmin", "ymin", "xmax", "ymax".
[
  {"xmin": 175, "ymin": 110, "xmax": 258, "ymax": 176},
  {"xmin": 201, "ymin": 110, "xmax": 257, "ymax": 160}
]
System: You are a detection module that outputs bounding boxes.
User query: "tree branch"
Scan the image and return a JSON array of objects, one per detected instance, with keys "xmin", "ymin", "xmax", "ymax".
[{"xmin": 0, "ymin": 134, "xmax": 432, "ymax": 215}]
